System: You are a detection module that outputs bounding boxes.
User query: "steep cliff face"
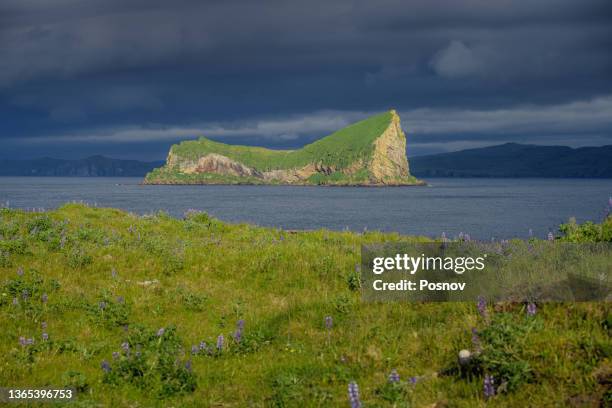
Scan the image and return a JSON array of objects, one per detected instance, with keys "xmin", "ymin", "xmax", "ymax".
[{"xmin": 144, "ymin": 110, "xmax": 422, "ymax": 185}]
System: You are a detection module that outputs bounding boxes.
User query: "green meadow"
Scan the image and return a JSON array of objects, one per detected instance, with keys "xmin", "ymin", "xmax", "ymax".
[{"xmin": 0, "ymin": 204, "xmax": 610, "ymax": 407}]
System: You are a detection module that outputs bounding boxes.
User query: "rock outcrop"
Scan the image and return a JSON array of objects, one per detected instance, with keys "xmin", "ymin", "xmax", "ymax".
[{"xmin": 144, "ymin": 110, "xmax": 422, "ymax": 186}]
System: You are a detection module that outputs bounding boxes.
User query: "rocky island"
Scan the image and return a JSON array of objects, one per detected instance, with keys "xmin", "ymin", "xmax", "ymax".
[{"xmin": 144, "ymin": 110, "xmax": 423, "ymax": 186}]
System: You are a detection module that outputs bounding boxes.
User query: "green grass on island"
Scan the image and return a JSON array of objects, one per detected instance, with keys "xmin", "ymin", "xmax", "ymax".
[
  {"xmin": 0, "ymin": 204, "xmax": 611, "ymax": 407},
  {"xmin": 169, "ymin": 112, "xmax": 392, "ymax": 171}
]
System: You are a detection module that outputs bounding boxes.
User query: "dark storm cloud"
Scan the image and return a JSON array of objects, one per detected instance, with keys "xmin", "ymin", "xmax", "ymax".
[{"xmin": 0, "ymin": 0, "xmax": 611, "ymax": 159}]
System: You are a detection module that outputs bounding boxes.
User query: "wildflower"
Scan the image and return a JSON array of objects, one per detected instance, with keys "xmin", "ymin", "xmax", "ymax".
[
  {"xmin": 409, "ymin": 376, "xmax": 418, "ymax": 385},
  {"xmin": 441, "ymin": 232, "xmax": 447, "ymax": 242},
  {"xmin": 348, "ymin": 382, "xmax": 361, "ymax": 408},
  {"xmin": 388, "ymin": 369, "xmax": 400, "ymax": 383},
  {"xmin": 199, "ymin": 341, "xmax": 207, "ymax": 351},
  {"xmin": 22, "ymin": 290, "xmax": 29, "ymax": 300},
  {"xmin": 17, "ymin": 267, "xmax": 24, "ymax": 276},
  {"xmin": 26, "ymin": 338, "xmax": 34, "ymax": 345},
  {"xmin": 325, "ymin": 316, "xmax": 333, "ymax": 330},
  {"xmin": 191, "ymin": 345, "xmax": 199, "ymax": 355},
  {"xmin": 42, "ymin": 332, "xmax": 49, "ymax": 341},
  {"xmin": 185, "ymin": 360, "xmax": 192, "ymax": 372},
  {"xmin": 484, "ymin": 374, "xmax": 495, "ymax": 398},
  {"xmin": 41, "ymin": 293, "xmax": 48, "ymax": 303},
  {"xmin": 116, "ymin": 296, "xmax": 124, "ymax": 304},
  {"xmin": 112, "ymin": 351, "xmax": 120, "ymax": 360},
  {"xmin": 216, "ymin": 334, "xmax": 224, "ymax": 351},
  {"xmin": 464, "ymin": 233, "xmax": 471, "ymax": 242},
  {"xmin": 19, "ymin": 336, "xmax": 26, "ymax": 346},
  {"xmin": 41, "ymin": 321, "xmax": 47, "ymax": 330},
  {"xmin": 471, "ymin": 327, "xmax": 481, "ymax": 352},
  {"xmin": 547, "ymin": 231, "xmax": 554, "ymax": 241},
  {"xmin": 98, "ymin": 301, "xmax": 106, "ymax": 310},
  {"xmin": 157, "ymin": 327, "xmax": 165, "ymax": 337},
  {"xmin": 527, "ymin": 302, "xmax": 537, "ymax": 316},
  {"xmin": 458, "ymin": 349, "xmax": 472, "ymax": 366},
  {"xmin": 237, "ymin": 319, "xmax": 245, "ymax": 330},
  {"xmin": 477, "ymin": 296, "xmax": 487, "ymax": 318},
  {"xmin": 101, "ymin": 360, "xmax": 111, "ymax": 373},
  {"xmin": 111, "ymin": 268, "xmax": 117, "ymax": 278}
]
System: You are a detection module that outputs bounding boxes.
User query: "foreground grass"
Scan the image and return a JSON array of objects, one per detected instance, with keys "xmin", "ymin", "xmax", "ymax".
[{"xmin": 0, "ymin": 204, "xmax": 610, "ymax": 407}]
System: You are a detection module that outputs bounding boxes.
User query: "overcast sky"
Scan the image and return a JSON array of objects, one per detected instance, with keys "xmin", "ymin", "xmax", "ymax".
[{"xmin": 1, "ymin": 0, "xmax": 611, "ymax": 160}]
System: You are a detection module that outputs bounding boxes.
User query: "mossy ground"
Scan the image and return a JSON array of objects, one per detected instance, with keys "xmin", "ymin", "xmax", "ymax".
[{"xmin": 0, "ymin": 204, "xmax": 610, "ymax": 407}]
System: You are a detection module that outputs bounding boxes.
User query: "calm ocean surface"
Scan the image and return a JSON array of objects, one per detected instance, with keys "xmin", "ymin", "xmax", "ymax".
[{"xmin": 0, "ymin": 177, "xmax": 610, "ymax": 240}]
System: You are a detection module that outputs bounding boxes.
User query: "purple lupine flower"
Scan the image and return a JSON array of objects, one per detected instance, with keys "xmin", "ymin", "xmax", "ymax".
[
  {"xmin": 216, "ymin": 334, "xmax": 224, "ymax": 351},
  {"xmin": 17, "ymin": 267, "xmax": 24, "ymax": 276},
  {"xmin": 112, "ymin": 351, "xmax": 120, "ymax": 360},
  {"xmin": 471, "ymin": 327, "xmax": 481, "ymax": 352},
  {"xmin": 348, "ymin": 382, "xmax": 361, "ymax": 408},
  {"xmin": 101, "ymin": 360, "xmax": 111, "ymax": 373},
  {"xmin": 199, "ymin": 341, "xmax": 207, "ymax": 351},
  {"xmin": 111, "ymin": 268, "xmax": 117, "ymax": 278},
  {"xmin": 484, "ymin": 374, "xmax": 495, "ymax": 398},
  {"xmin": 185, "ymin": 360, "xmax": 192, "ymax": 372},
  {"xmin": 458, "ymin": 232, "xmax": 464, "ymax": 240},
  {"xmin": 116, "ymin": 296, "xmax": 124, "ymax": 304},
  {"xmin": 409, "ymin": 376, "xmax": 418, "ymax": 385},
  {"xmin": 464, "ymin": 233, "xmax": 471, "ymax": 242},
  {"xmin": 233, "ymin": 330, "xmax": 242, "ymax": 343},
  {"xmin": 477, "ymin": 296, "xmax": 487, "ymax": 318},
  {"xmin": 157, "ymin": 327, "xmax": 165, "ymax": 337},
  {"xmin": 19, "ymin": 336, "xmax": 26, "ymax": 346},
  {"xmin": 41, "ymin": 293, "xmax": 48, "ymax": 303},
  {"xmin": 42, "ymin": 332, "xmax": 49, "ymax": 341},
  {"xmin": 121, "ymin": 342, "xmax": 129, "ymax": 353},
  {"xmin": 191, "ymin": 345, "xmax": 199, "ymax": 355},
  {"xmin": 26, "ymin": 338, "xmax": 34, "ymax": 345},
  {"xmin": 547, "ymin": 232, "xmax": 554, "ymax": 241},
  {"xmin": 388, "ymin": 369, "xmax": 400, "ymax": 383},
  {"xmin": 22, "ymin": 290, "xmax": 29, "ymax": 300},
  {"xmin": 41, "ymin": 321, "xmax": 47, "ymax": 330},
  {"xmin": 98, "ymin": 301, "xmax": 106, "ymax": 310},
  {"xmin": 237, "ymin": 319, "xmax": 245, "ymax": 330},
  {"xmin": 527, "ymin": 302, "xmax": 537, "ymax": 316},
  {"xmin": 325, "ymin": 316, "xmax": 333, "ymax": 330},
  {"xmin": 441, "ymin": 232, "xmax": 447, "ymax": 242}
]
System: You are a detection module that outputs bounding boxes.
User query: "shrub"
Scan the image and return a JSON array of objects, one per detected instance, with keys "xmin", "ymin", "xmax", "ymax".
[
  {"xmin": 472, "ymin": 313, "xmax": 538, "ymax": 392},
  {"xmin": 88, "ymin": 292, "xmax": 130, "ymax": 327},
  {"xmin": 66, "ymin": 248, "xmax": 92, "ymax": 269},
  {"xmin": 103, "ymin": 325, "xmax": 197, "ymax": 397}
]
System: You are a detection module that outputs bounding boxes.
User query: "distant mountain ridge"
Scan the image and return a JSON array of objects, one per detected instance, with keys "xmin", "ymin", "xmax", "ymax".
[
  {"xmin": 409, "ymin": 143, "xmax": 612, "ymax": 178},
  {"xmin": 0, "ymin": 156, "xmax": 163, "ymax": 177},
  {"xmin": 3, "ymin": 142, "xmax": 611, "ymax": 178}
]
